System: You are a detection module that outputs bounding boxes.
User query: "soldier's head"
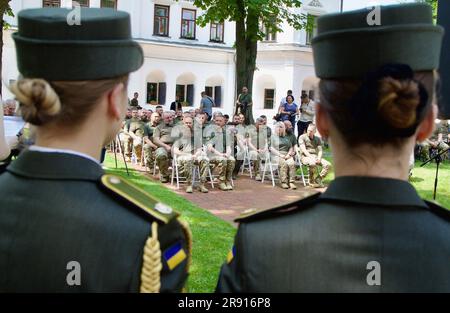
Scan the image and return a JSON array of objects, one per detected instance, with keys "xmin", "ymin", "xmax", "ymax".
[
  {"xmin": 224, "ymin": 114, "xmax": 230, "ymax": 124},
  {"xmin": 283, "ymin": 120, "xmax": 293, "ymax": 131},
  {"xmin": 133, "ymin": 92, "xmax": 138, "ymax": 99},
  {"xmin": 131, "ymin": 108, "xmax": 139, "ymax": 119},
  {"xmin": 9, "ymin": 8, "xmax": 143, "ymax": 147},
  {"xmin": 150, "ymin": 112, "xmax": 161, "ymax": 125},
  {"xmin": 238, "ymin": 114, "xmax": 245, "ymax": 125},
  {"xmin": 301, "ymin": 94, "xmax": 309, "ymax": 104},
  {"xmin": 214, "ymin": 114, "xmax": 226, "ymax": 128},
  {"xmin": 255, "ymin": 117, "xmax": 264, "ymax": 130},
  {"xmin": 274, "ymin": 122, "xmax": 286, "ymax": 137},
  {"xmin": 242, "ymin": 86, "xmax": 248, "ymax": 94},
  {"xmin": 307, "ymin": 124, "xmax": 316, "ymax": 138},
  {"xmin": 183, "ymin": 116, "xmax": 193, "ymax": 130},
  {"xmin": 260, "ymin": 115, "xmax": 268, "ymax": 125},
  {"xmin": 196, "ymin": 112, "xmax": 206, "ymax": 126},
  {"xmin": 155, "ymin": 105, "xmax": 163, "ymax": 116},
  {"xmin": 162, "ymin": 112, "xmax": 173, "ymax": 125}
]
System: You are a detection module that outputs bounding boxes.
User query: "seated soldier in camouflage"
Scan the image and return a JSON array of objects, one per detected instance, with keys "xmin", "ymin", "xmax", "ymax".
[
  {"xmin": 247, "ymin": 117, "xmax": 270, "ymax": 181},
  {"xmin": 153, "ymin": 112, "xmax": 176, "ymax": 183},
  {"xmin": 207, "ymin": 114, "xmax": 236, "ymax": 191},
  {"xmin": 120, "ymin": 107, "xmax": 145, "ymax": 162},
  {"xmin": 270, "ymin": 122, "xmax": 297, "ymax": 190},
  {"xmin": 143, "ymin": 112, "xmax": 161, "ymax": 169},
  {"xmin": 173, "ymin": 117, "xmax": 209, "ymax": 193},
  {"xmin": 419, "ymin": 119, "xmax": 449, "ymax": 160},
  {"xmin": 298, "ymin": 124, "xmax": 331, "ymax": 188}
]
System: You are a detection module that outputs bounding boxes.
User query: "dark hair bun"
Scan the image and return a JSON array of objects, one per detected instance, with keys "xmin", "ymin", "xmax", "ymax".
[{"xmin": 377, "ymin": 77, "xmax": 420, "ymax": 129}]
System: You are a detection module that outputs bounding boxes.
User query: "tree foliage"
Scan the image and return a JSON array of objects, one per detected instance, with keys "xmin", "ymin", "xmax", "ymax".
[{"xmin": 191, "ymin": 0, "xmax": 307, "ymax": 99}]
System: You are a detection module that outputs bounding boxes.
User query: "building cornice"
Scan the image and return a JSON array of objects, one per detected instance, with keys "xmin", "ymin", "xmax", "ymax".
[{"xmin": 135, "ymin": 37, "xmax": 235, "ymax": 53}]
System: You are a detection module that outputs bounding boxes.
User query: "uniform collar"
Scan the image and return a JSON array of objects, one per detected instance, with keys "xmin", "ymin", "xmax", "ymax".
[
  {"xmin": 7, "ymin": 149, "xmax": 104, "ymax": 181},
  {"xmin": 320, "ymin": 176, "xmax": 428, "ymax": 208}
]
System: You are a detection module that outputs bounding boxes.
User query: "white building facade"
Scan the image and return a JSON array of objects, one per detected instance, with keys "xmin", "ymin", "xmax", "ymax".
[{"xmin": 2, "ymin": 0, "xmax": 343, "ymax": 119}]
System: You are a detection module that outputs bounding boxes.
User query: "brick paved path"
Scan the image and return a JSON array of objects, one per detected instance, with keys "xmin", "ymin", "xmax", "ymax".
[{"xmin": 131, "ymin": 162, "xmax": 323, "ymax": 224}]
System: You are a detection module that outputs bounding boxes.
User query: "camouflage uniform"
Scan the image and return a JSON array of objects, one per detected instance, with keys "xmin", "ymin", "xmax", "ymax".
[
  {"xmin": 153, "ymin": 123, "xmax": 175, "ymax": 181},
  {"xmin": 247, "ymin": 125, "xmax": 271, "ymax": 177},
  {"xmin": 271, "ymin": 135, "xmax": 296, "ymax": 186},
  {"xmin": 174, "ymin": 135, "xmax": 210, "ymax": 186},
  {"xmin": 208, "ymin": 126, "xmax": 236, "ymax": 184},
  {"xmin": 298, "ymin": 133, "xmax": 331, "ymax": 185},
  {"xmin": 120, "ymin": 117, "xmax": 145, "ymax": 160},
  {"xmin": 143, "ymin": 122, "xmax": 158, "ymax": 168}
]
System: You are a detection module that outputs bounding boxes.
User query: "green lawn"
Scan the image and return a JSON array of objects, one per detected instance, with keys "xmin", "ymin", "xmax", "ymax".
[
  {"xmin": 104, "ymin": 150, "xmax": 449, "ymax": 293},
  {"xmin": 103, "ymin": 154, "xmax": 236, "ymax": 293},
  {"xmin": 319, "ymin": 149, "xmax": 450, "ymax": 209}
]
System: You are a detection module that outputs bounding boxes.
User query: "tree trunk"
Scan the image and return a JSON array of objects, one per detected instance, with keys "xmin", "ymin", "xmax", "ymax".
[
  {"xmin": 245, "ymin": 8, "xmax": 259, "ymax": 95},
  {"xmin": 235, "ymin": 0, "xmax": 247, "ymax": 98}
]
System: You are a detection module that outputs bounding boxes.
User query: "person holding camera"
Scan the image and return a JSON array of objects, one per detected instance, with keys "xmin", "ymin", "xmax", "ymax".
[{"xmin": 297, "ymin": 94, "xmax": 315, "ymax": 139}]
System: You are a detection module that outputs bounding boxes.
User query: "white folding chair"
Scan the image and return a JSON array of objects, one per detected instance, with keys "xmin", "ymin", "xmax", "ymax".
[
  {"xmin": 261, "ymin": 152, "xmax": 279, "ymax": 187},
  {"xmin": 240, "ymin": 144, "xmax": 253, "ymax": 178},
  {"xmin": 295, "ymin": 150, "xmax": 308, "ymax": 187}
]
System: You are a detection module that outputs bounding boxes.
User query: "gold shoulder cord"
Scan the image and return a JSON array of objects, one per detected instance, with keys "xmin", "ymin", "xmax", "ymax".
[{"xmin": 140, "ymin": 222, "xmax": 162, "ymax": 293}]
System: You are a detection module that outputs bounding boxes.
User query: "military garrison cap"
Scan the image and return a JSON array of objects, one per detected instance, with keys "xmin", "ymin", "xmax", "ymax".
[
  {"xmin": 13, "ymin": 8, "xmax": 144, "ymax": 81},
  {"xmin": 312, "ymin": 3, "xmax": 444, "ymax": 79}
]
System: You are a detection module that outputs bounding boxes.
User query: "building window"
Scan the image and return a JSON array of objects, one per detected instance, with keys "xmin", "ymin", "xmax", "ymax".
[
  {"xmin": 264, "ymin": 89, "xmax": 275, "ymax": 109},
  {"xmin": 210, "ymin": 22, "xmax": 224, "ymax": 42},
  {"xmin": 181, "ymin": 9, "xmax": 196, "ymax": 39},
  {"xmin": 147, "ymin": 82, "xmax": 167, "ymax": 105},
  {"xmin": 305, "ymin": 14, "xmax": 318, "ymax": 45},
  {"xmin": 101, "ymin": 0, "xmax": 117, "ymax": 9},
  {"xmin": 77, "ymin": 0, "xmax": 89, "ymax": 7},
  {"xmin": 205, "ymin": 86, "xmax": 222, "ymax": 107},
  {"xmin": 176, "ymin": 84, "xmax": 194, "ymax": 106},
  {"xmin": 43, "ymin": 0, "xmax": 60, "ymax": 7},
  {"xmin": 261, "ymin": 17, "xmax": 277, "ymax": 42},
  {"xmin": 154, "ymin": 5, "xmax": 170, "ymax": 36}
]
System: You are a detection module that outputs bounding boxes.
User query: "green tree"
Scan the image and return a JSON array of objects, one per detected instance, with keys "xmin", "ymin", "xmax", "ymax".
[
  {"xmin": 0, "ymin": 0, "xmax": 13, "ymax": 97},
  {"xmin": 193, "ymin": 0, "xmax": 307, "ymax": 98}
]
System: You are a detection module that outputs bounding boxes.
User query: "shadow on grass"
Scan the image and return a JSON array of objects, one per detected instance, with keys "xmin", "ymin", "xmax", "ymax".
[{"xmin": 103, "ymin": 155, "xmax": 236, "ymax": 293}]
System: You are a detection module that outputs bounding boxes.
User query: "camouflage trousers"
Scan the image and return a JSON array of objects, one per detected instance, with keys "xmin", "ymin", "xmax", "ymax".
[
  {"xmin": 143, "ymin": 144, "xmax": 156, "ymax": 168},
  {"xmin": 210, "ymin": 156, "xmax": 235, "ymax": 182},
  {"xmin": 248, "ymin": 150, "xmax": 266, "ymax": 175},
  {"xmin": 419, "ymin": 141, "xmax": 449, "ymax": 160},
  {"xmin": 177, "ymin": 155, "xmax": 210, "ymax": 184},
  {"xmin": 301, "ymin": 155, "xmax": 332, "ymax": 182},
  {"xmin": 155, "ymin": 147, "xmax": 172, "ymax": 179},
  {"xmin": 272, "ymin": 156, "xmax": 296, "ymax": 184},
  {"xmin": 119, "ymin": 132, "xmax": 142, "ymax": 158}
]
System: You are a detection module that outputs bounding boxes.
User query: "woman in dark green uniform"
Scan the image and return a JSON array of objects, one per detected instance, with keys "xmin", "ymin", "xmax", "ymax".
[
  {"xmin": 217, "ymin": 3, "xmax": 450, "ymax": 292},
  {"xmin": 0, "ymin": 8, "xmax": 190, "ymax": 292}
]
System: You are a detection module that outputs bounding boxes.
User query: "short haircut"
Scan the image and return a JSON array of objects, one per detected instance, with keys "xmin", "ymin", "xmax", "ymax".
[{"xmin": 156, "ymin": 105, "xmax": 163, "ymax": 109}]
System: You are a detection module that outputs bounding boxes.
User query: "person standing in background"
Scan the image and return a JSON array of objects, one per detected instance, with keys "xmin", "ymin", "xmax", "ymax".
[
  {"xmin": 170, "ymin": 95, "xmax": 183, "ymax": 112},
  {"xmin": 297, "ymin": 94, "xmax": 315, "ymax": 138},
  {"xmin": 235, "ymin": 87, "xmax": 254, "ymax": 125},
  {"xmin": 200, "ymin": 91, "xmax": 214, "ymax": 121}
]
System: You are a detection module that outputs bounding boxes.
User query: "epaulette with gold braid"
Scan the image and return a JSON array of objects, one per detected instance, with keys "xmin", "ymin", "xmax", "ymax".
[
  {"xmin": 235, "ymin": 191, "xmax": 321, "ymax": 223},
  {"xmin": 100, "ymin": 174, "xmax": 179, "ymax": 224}
]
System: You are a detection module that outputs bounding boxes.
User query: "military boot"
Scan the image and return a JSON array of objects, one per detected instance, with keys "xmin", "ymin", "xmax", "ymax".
[
  {"xmin": 219, "ymin": 182, "xmax": 228, "ymax": 191},
  {"xmin": 198, "ymin": 184, "xmax": 209, "ymax": 193},
  {"xmin": 186, "ymin": 186, "xmax": 193, "ymax": 193}
]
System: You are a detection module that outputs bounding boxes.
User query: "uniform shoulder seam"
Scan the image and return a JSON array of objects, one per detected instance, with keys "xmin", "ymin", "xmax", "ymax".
[
  {"xmin": 99, "ymin": 174, "xmax": 179, "ymax": 224},
  {"xmin": 235, "ymin": 192, "xmax": 321, "ymax": 223}
]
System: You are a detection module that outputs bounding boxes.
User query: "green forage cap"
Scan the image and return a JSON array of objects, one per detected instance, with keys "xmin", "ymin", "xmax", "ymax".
[
  {"xmin": 312, "ymin": 3, "xmax": 444, "ymax": 79},
  {"xmin": 12, "ymin": 8, "xmax": 144, "ymax": 81}
]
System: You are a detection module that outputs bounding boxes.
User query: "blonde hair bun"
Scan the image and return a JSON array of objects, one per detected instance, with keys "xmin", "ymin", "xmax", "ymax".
[
  {"xmin": 377, "ymin": 77, "xmax": 421, "ymax": 129},
  {"xmin": 10, "ymin": 78, "xmax": 61, "ymax": 125}
]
